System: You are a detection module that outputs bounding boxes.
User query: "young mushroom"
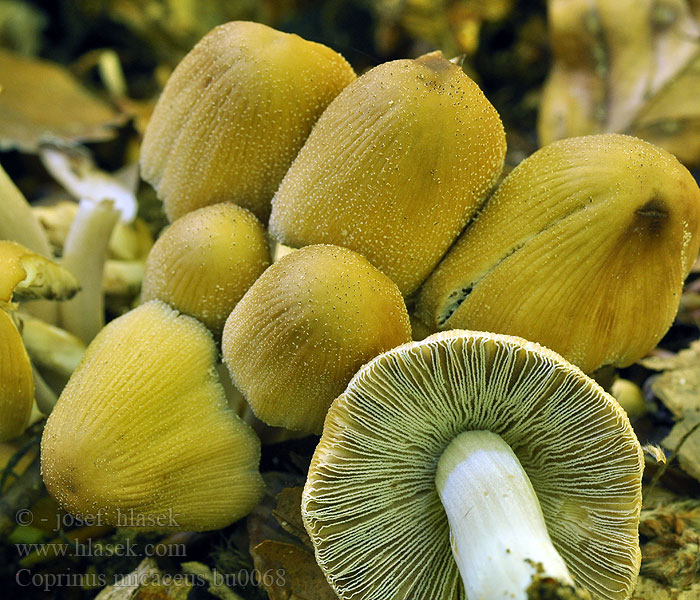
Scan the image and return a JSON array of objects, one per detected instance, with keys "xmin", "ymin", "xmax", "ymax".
[
  {"xmin": 302, "ymin": 330, "xmax": 644, "ymax": 600},
  {"xmin": 222, "ymin": 244, "xmax": 412, "ymax": 434},
  {"xmin": 141, "ymin": 202, "xmax": 271, "ymax": 335},
  {"xmin": 41, "ymin": 300, "xmax": 264, "ymax": 531},
  {"xmin": 269, "ymin": 50, "xmax": 506, "ymax": 295},
  {"xmin": 140, "ymin": 21, "xmax": 356, "ymax": 223},
  {"xmin": 417, "ymin": 133, "xmax": 700, "ymax": 373}
]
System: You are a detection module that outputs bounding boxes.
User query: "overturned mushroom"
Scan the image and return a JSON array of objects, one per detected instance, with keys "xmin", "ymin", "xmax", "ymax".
[
  {"xmin": 0, "ymin": 240, "xmax": 82, "ymax": 425},
  {"xmin": 0, "ymin": 240, "xmax": 79, "ymax": 306},
  {"xmin": 303, "ymin": 330, "xmax": 644, "ymax": 600},
  {"xmin": 269, "ymin": 50, "xmax": 506, "ymax": 295},
  {"xmin": 41, "ymin": 300, "xmax": 264, "ymax": 531},
  {"xmin": 417, "ymin": 134, "xmax": 700, "ymax": 373},
  {"xmin": 222, "ymin": 245, "xmax": 411, "ymax": 434},
  {"xmin": 142, "ymin": 202, "xmax": 270, "ymax": 335},
  {"xmin": 140, "ymin": 21, "xmax": 356, "ymax": 223}
]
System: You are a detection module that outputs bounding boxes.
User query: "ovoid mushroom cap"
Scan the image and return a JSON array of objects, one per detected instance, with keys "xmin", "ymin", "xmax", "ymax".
[
  {"xmin": 140, "ymin": 21, "xmax": 356, "ymax": 223},
  {"xmin": 141, "ymin": 202, "xmax": 271, "ymax": 335},
  {"xmin": 417, "ymin": 133, "xmax": 700, "ymax": 373},
  {"xmin": 302, "ymin": 330, "xmax": 644, "ymax": 600},
  {"xmin": 0, "ymin": 310, "xmax": 34, "ymax": 441},
  {"xmin": 269, "ymin": 50, "xmax": 506, "ymax": 296},
  {"xmin": 222, "ymin": 244, "xmax": 412, "ymax": 434},
  {"xmin": 41, "ymin": 300, "xmax": 264, "ymax": 531}
]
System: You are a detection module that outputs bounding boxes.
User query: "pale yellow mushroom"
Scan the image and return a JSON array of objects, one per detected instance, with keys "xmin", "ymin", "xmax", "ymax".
[
  {"xmin": 0, "ymin": 240, "xmax": 79, "ymax": 307},
  {"xmin": 0, "ymin": 310, "xmax": 34, "ymax": 441},
  {"xmin": 141, "ymin": 202, "xmax": 270, "ymax": 335},
  {"xmin": 418, "ymin": 134, "xmax": 700, "ymax": 373},
  {"xmin": 269, "ymin": 50, "xmax": 506, "ymax": 295},
  {"xmin": 222, "ymin": 245, "xmax": 412, "ymax": 434},
  {"xmin": 41, "ymin": 301, "xmax": 264, "ymax": 531},
  {"xmin": 140, "ymin": 21, "xmax": 356, "ymax": 223}
]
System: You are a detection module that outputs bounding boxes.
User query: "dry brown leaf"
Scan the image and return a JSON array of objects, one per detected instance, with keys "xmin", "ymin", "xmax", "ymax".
[
  {"xmin": 272, "ymin": 486, "xmax": 312, "ymax": 549},
  {"xmin": 663, "ymin": 413, "xmax": 700, "ymax": 482},
  {"xmin": 247, "ymin": 473, "xmax": 306, "ymax": 552},
  {"xmin": 539, "ymin": 0, "xmax": 700, "ymax": 166},
  {"xmin": 653, "ymin": 368, "xmax": 700, "ymax": 417},
  {"xmin": 640, "ymin": 340, "xmax": 700, "ymax": 371},
  {"xmin": 247, "ymin": 475, "xmax": 336, "ymax": 599},
  {"xmin": 641, "ymin": 340, "xmax": 700, "ymax": 418},
  {"xmin": 632, "ymin": 575, "xmax": 700, "ymax": 599},
  {"xmin": 251, "ymin": 540, "xmax": 337, "ymax": 600},
  {"xmin": 180, "ymin": 562, "xmax": 245, "ymax": 600},
  {"xmin": 0, "ymin": 49, "xmax": 126, "ymax": 152}
]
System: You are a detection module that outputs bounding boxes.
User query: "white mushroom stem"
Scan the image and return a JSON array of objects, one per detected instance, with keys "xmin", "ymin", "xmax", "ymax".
[
  {"xmin": 58, "ymin": 198, "xmax": 119, "ymax": 343},
  {"xmin": 436, "ymin": 430, "xmax": 573, "ymax": 600}
]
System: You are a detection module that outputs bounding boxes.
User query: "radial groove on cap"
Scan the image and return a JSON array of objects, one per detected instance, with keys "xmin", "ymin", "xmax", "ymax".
[
  {"xmin": 269, "ymin": 51, "xmax": 506, "ymax": 295},
  {"xmin": 222, "ymin": 244, "xmax": 411, "ymax": 434},
  {"xmin": 41, "ymin": 300, "xmax": 263, "ymax": 531},
  {"xmin": 418, "ymin": 134, "xmax": 700, "ymax": 372},
  {"xmin": 140, "ymin": 21, "xmax": 356, "ymax": 223},
  {"xmin": 302, "ymin": 330, "xmax": 643, "ymax": 600}
]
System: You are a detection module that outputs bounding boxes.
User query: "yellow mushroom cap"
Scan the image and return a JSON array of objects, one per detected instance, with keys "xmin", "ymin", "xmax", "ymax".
[
  {"xmin": 418, "ymin": 133, "xmax": 700, "ymax": 373},
  {"xmin": 141, "ymin": 202, "xmax": 271, "ymax": 335},
  {"xmin": 0, "ymin": 310, "xmax": 34, "ymax": 441},
  {"xmin": 222, "ymin": 244, "xmax": 412, "ymax": 434},
  {"xmin": 140, "ymin": 21, "xmax": 356, "ymax": 223},
  {"xmin": 41, "ymin": 300, "xmax": 264, "ymax": 531},
  {"xmin": 0, "ymin": 240, "xmax": 80, "ymax": 305},
  {"xmin": 269, "ymin": 50, "xmax": 506, "ymax": 296},
  {"xmin": 302, "ymin": 330, "xmax": 644, "ymax": 600}
]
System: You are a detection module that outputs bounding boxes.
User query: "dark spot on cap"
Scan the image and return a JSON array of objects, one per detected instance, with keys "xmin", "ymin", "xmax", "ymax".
[{"xmin": 633, "ymin": 197, "xmax": 667, "ymax": 237}]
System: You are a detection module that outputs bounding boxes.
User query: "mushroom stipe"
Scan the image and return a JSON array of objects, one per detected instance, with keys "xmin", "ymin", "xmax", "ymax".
[{"xmin": 303, "ymin": 330, "xmax": 643, "ymax": 600}]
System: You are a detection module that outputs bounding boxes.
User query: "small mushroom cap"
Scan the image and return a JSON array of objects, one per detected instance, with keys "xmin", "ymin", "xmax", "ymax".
[
  {"xmin": 0, "ymin": 310, "xmax": 34, "ymax": 441},
  {"xmin": 222, "ymin": 244, "xmax": 412, "ymax": 434},
  {"xmin": 302, "ymin": 330, "xmax": 643, "ymax": 600},
  {"xmin": 0, "ymin": 240, "xmax": 80, "ymax": 304},
  {"xmin": 417, "ymin": 134, "xmax": 700, "ymax": 372},
  {"xmin": 269, "ymin": 51, "xmax": 506, "ymax": 296},
  {"xmin": 140, "ymin": 21, "xmax": 356, "ymax": 223},
  {"xmin": 141, "ymin": 202, "xmax": 271, "ymax": 335},
  {"xmin": 41, "ymin": 300, "xmax": 264, "ymax": 531}
]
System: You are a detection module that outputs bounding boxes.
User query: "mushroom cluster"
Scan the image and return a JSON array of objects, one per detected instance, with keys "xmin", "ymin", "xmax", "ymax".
[{"xmin": 4, "ymin": 18, "xmax": 698, "ymax": 599}]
